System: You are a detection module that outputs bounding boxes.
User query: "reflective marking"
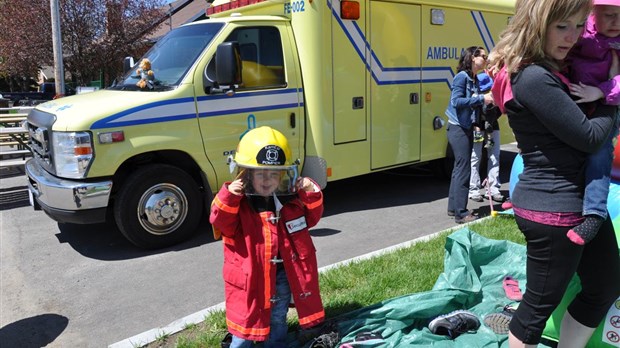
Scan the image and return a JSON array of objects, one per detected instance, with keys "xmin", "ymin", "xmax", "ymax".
[
  {"xmin": 327, "ymin": 0, "xmax": 495, "ymax": 88},
  {"xmin": 91, "ymin": 88, "xmax": 302, "ymax": 129}
]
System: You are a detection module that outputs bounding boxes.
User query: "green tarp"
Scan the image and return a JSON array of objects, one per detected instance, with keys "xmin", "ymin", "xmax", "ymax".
[{"xmin": 324, "ymin": 228, "xmax": 617, "ymax": 347}]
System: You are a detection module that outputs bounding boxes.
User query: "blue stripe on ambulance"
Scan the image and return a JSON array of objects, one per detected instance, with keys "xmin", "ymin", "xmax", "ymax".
[
  {"xmin": 327, "ymin": 0, "xmax": 494, "ymax": 88},
  {"xmin": 91, "ymin": 88, "xmax": 303, "ymax": 129},
  {"xmin": 471, "ymin": 11, "xmax": 495, "ymax": 52}
]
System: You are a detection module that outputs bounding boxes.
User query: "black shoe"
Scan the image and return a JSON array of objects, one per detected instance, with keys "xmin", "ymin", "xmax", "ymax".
[
  {"xmin": 447, "ymin": 210, "xmax": 455, "ymax": 217},
  {"xmin": 455, "ymin": 214, "xmax": 478, "ymax": 224},
  {"xmin": 221, "ymin": 332, "xmax": 232, "ymax": 348},
  {"xmin": 428, "ymin": 310, "xmax": 481, "ymax": 339}
]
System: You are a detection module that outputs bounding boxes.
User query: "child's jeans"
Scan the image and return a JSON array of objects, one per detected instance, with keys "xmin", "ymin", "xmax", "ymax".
[
  {"xmin": 230, "ymin": 266, "xmax": 291, "ymax": 348},
  {"xmin": 583, "ymin": 115, "xmax": 619, "ymax": 219}
]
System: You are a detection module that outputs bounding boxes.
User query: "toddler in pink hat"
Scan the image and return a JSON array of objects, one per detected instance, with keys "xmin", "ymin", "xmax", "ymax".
[{"xmin": 566, "ymin": 0, "xmax": 620, "ymax": 245}]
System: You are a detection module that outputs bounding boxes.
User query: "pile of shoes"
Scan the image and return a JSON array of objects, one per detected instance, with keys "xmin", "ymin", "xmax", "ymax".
[{"xmin": 483, "ymin": 275, "xmax": 523, "ymax": 335}]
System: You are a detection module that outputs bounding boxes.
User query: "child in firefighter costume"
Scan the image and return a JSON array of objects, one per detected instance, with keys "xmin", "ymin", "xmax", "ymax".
[{"xmin": 210, "ymin": 126, "xmax": 336, "ymax": 347}]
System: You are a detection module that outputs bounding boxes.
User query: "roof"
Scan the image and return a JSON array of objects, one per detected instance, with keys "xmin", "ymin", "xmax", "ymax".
[{"xmin": 148, "ymin": 0, "xmax": 209, "ymax": 41}]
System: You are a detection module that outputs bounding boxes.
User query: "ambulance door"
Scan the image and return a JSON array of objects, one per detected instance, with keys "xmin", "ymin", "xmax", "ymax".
[
  {"xmin": 332, "ymin": 0, "xmax": 367, "ymax": 144},
  {"xmin": 369, "ymin": 1, "xmax": 422, "ymax": 169},
  {"xmin": 196, "ymin": 23, "xmax": 303, "ymax": 187}
]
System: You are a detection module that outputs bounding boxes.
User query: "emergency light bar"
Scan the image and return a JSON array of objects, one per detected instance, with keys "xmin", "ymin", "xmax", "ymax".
[
  {"xmin": 207, "ymin": 0, "xmax": 265, "ymax": 15},
  {"xmin": 207, "ymin": 0, "xmax": 360, "ymax": 19}
]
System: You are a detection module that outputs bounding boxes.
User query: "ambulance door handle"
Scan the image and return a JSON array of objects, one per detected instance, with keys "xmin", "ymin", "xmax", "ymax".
[
  {"xmin": 289, "ymin": 112, "xmax": 296, "ymax": 128},
  {"xmin": 352, "ymin": 97, "xmax": 364, "ymax": 109},
  {"xmin": 410, "ymin": 93, "xmax": 419, "ymax": 104}
]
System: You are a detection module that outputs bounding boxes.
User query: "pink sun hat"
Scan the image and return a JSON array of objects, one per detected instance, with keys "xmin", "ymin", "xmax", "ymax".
[{"xmin": 594, "ymin": 0, "xmax": 620, "ymax": 6}]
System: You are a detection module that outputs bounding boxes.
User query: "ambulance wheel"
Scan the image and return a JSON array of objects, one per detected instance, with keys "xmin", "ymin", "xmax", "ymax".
[{"xmin": 114, "ymin": 164, "xmax": 203, "ymax": 249}]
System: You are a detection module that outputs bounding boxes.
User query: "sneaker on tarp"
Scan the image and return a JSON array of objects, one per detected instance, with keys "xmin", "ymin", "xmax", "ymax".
[
  {"xmin": 484, "ymin": 312, "xmax": 512, "ymax": 335},
  {"xmin": 428, "ymin": 310, "xmax": 481, "ymax": 339}
]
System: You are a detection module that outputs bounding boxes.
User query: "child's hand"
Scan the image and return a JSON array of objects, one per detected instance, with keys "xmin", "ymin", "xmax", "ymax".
[
  {"xmin": 483, "ymin": 93, "xmax": 494, "ymax": 105},
  {"xmin": 570, "ymin": 82, "xmax": 604, "ymax": 103},
  {"xmin": 297, "ymin": 177, "xmax": 316, "ymax": 192},
  {"xmin": 228, "ymin": 179, "xmax": 244, "ymax": 196}
]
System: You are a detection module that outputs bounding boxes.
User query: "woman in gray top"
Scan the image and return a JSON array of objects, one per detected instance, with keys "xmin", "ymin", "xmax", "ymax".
[{"xmin": 489, "ymin": 0, "xmax": 620, "ymax": 346}]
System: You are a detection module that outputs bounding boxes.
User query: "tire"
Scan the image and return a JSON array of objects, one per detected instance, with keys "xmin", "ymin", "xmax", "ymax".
[{"xmin": 113, "ymin": 164, "xmax": 203, "ymax": 249}]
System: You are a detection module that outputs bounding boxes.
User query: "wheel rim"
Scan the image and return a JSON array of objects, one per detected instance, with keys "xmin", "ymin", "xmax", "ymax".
[{"xmin": 137, "ymin": 183, "xmax": 189, "ymax": 236}]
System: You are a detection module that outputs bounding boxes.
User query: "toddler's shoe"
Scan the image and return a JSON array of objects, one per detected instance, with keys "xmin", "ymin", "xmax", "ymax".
[
  {"xmin": 491, "ymin": 194, "xmax": 505, "ymax": 203},
  {"xmin": 220, "ymin": 332, "xmax": 232, "ymax": 348},
  {"xmin": 503, "ymin": 276, "xmax": 523, "ymax": 301},
  {"xmin": 469, "ymin": 194, "xmax": 484, "ymax": 202}
]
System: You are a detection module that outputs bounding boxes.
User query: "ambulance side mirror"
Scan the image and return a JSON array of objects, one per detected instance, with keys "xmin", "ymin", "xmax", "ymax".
[
  {"xmin": 216, "ymin": 42, "xmax": 242, "ymax": 88},
  {"xmin": 123, "ymin": 56, "xmax": 135, "ymax": 74}
]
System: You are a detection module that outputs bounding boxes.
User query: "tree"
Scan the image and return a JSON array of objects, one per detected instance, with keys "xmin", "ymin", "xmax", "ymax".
[
  {"xmin": 61, "ymin": 0, "xmax": 166, "ymax": 87},
  {"xmin": 0, "ymin": 0, "xmax": 54, "ymax": 91},
  {"xmin": 0, "ymin": 0, "xmax": 166, "ymax": 91}
]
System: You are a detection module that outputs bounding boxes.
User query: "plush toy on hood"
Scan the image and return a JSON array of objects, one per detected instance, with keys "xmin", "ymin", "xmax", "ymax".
[{"xmin": 136, "ymin": 58, "xmax": 154, "ymax": 89}]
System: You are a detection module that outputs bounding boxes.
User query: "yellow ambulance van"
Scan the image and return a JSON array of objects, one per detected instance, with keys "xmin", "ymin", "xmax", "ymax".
[{"xmin": 25, "ymin": 0, "xmax": 515, "ymax": 248}]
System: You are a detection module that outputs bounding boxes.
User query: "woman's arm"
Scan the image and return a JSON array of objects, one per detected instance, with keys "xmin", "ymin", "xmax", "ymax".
[
  {"xmin": 516, "ymin": 65, "xmax": 615, "ymax": 153},
  {"xmin": 450, "ymin": 72, "xmax": 485, "ymax": 109}
]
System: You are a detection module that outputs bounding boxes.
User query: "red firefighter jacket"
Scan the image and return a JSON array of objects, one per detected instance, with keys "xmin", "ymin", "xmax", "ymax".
[{"xmin": 209, "ymin": 181, "xmax": 325, "ymax": 341}]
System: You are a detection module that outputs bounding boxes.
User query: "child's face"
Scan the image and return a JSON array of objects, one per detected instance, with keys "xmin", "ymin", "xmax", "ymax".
[
  {"xmin": 594, "ymin": 5, "xmax": 620, "ymax": 38},
  {"xmin": 250, "ymin": 169, "xmax": 282, "ymax": 197}
]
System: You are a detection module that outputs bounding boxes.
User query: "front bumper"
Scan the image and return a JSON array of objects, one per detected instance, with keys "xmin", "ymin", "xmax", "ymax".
[{"xmin": 25, "ymin": 159, "xmax": 113, "ymax": 224}]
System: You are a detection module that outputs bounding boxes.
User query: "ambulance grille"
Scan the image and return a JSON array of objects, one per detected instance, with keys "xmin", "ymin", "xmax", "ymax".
[{"xmin": 27, "ymin": 108, "xmax": 56, "ymax": 173}]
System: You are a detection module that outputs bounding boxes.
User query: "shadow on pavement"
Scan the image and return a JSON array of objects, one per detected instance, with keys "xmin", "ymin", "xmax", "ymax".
[
  {"xmin": 54, "ymin": 215, "xmax": 216, "ymax": 261},
  {"xmin": 0, "ymin": 313, "xmax": 69, "ymax": 348}
]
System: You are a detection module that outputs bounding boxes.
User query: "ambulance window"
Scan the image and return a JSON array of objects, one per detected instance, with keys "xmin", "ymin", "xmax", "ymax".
[{"xmin": 225, "ymin": 27, "xmax": 286, "ymax": 89}]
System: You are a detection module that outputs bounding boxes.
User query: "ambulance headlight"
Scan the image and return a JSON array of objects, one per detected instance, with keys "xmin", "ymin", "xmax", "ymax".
[
  {"xmin": 431, "ymin": 9, "xmax": 445, "ymax": 25},
  {"xmin": 53, "ymin": 131, "xmax": 94, "ymax": 178}
]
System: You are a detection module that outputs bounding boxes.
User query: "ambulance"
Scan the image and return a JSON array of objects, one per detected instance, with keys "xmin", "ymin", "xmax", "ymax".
[{"xmin": 25, "ymin": 0, "xmax": 515, "ymax": 248}]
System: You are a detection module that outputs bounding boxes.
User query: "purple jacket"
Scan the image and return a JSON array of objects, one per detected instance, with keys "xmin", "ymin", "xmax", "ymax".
[{"xmin": 569, "ymin": 14, "xmax": 620, "ymax": 105}]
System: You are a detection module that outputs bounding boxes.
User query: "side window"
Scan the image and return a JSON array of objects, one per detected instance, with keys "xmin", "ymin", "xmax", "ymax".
[{"xmin": 225, "ymin": 27, "xmax": 286, "ymax": 89}]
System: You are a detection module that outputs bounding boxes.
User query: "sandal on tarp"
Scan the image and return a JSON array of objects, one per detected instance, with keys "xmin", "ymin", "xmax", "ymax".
[{"xmin": 503, "ymin": 276, "xmax": 523, "ymax": 301}]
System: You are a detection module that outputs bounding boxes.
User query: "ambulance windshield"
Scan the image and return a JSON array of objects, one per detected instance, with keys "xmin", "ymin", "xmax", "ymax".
[{"xmin": 112, "ymin": 23, "xmax": 224, "ymax": 91}]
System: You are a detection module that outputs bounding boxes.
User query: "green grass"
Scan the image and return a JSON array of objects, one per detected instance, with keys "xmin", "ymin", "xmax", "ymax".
[{"xmin": 144, "ymin": 215, "xmax": 524, "ymax": 348}]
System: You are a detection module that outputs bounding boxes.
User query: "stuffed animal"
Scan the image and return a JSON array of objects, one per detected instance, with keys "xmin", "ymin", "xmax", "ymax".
[{"xmin": 136, "ymin": 58, "xmax": 154, "ymax": 89}]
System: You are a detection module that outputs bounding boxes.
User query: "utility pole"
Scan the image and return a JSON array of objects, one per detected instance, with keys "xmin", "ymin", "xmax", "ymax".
[{"xmin": 50, "ymin": 0, "xmax": 65, "ymax": 98}]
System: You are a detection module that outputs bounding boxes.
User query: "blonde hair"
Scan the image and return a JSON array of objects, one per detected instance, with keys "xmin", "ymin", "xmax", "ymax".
[{"xmin": 488, "ymin": 0, "xmax": 592, "ymax": 74}]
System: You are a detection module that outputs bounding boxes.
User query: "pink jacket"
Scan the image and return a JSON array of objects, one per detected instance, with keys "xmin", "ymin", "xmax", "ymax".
[
  {"xmin": 569, "ymin": 14, "xmax": 620, "ymax": 105},
  {"xmin": 210, "ymin": 182, "xmax": 325, "ymax": 341}
]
